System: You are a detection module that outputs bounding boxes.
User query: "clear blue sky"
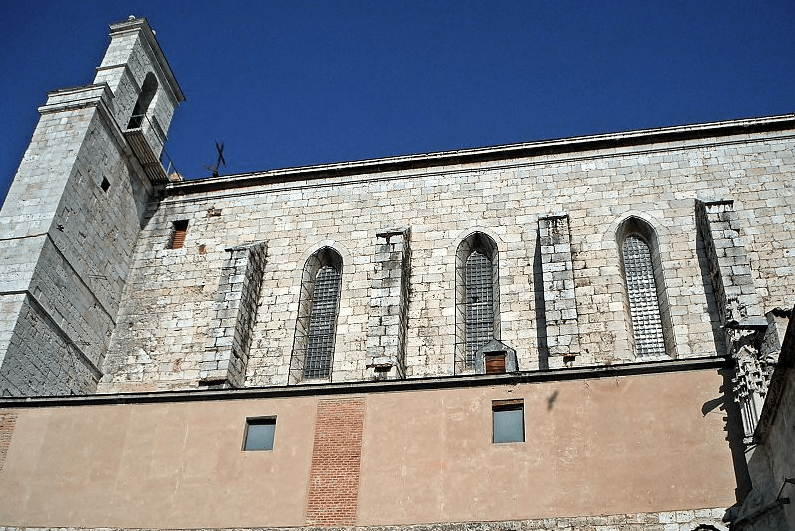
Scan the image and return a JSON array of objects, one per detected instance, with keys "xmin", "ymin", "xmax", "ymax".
[{"xmin": 2, "ymin": 1, "xmax": 794, "ymax": 206}]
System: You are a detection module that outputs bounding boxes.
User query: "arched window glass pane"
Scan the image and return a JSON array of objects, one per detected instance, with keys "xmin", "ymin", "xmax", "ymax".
[
  {"xmin": 465, "ymin": 251, "xmax": 494, "ymax": 367},
  {"xmin": 622, "ymin": 235, "xmax": 665, "ymax": 356},
  {"xmin": 304, "ymin": 265, "xmax": 341, "ymax": 378}
]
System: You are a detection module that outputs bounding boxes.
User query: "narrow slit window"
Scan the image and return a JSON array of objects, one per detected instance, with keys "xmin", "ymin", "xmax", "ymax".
[
  {"xmin": 291, "ymin": 247, "xmax": 343, "ymax": 384},
  {"xmin": 493, "ymin": 399, "xmax": 524, "ymax": 443},
  {"xmin": 455, "ymin": 232, "xmax": 500, "ymax": 374},
  {"xmin": 243, "ymin": 417, "xmax": 276, "ymax": 451},
  {"xmin": 169, "ymin": 220, "xmax": 189, "ymax": 249}
]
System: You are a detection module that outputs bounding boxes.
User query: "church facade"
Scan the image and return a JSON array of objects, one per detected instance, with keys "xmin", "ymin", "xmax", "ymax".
[{"xmin": 1, "ymin": 17, "xmax": 794, "ymax": 531}]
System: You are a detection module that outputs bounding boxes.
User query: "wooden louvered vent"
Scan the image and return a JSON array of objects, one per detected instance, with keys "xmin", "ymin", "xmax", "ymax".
[
  {"xmin": 485, "ymin": 352, "xmax": 506, "ymax": 374},
  {"xmin": 170, "ymin": 220, "xmax": 189, "ymax": 249}
]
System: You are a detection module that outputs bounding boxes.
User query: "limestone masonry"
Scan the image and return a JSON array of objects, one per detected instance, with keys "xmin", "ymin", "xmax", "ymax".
[{"xmin": 0, "ymin": 16, "xmax": 794, "ymax": 531}]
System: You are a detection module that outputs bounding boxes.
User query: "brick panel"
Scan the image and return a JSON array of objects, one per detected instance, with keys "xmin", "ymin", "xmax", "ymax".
[
  {"xmin": 0, "ymin": 412, "xmax": 17, "ymax": 473},
  {"xmin": 306, "ymin": 397, "xmax": 365, "ymax": 526}
]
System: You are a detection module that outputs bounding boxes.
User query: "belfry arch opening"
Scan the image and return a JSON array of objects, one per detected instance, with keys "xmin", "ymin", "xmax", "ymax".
[{"xmin": 127, "ymin": 72, "xmax": 158, "ymax": 129}]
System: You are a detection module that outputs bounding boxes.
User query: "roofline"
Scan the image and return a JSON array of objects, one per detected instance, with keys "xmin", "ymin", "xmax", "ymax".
[
  {"xmin": 167, "ymin": 113, "xmax": 795, "ymax": 196},
  {"xmin": 0, "ymin": 355, "xmax": 730, "ymax": 409}
]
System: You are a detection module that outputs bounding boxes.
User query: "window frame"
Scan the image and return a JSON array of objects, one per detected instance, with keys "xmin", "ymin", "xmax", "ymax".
[
  {"xmin": 455, "ymin": 231, "xmax": 501, "ymax": 373},
  {"xmin": 242, "ymin": 416, "xmax": 276, "ymax": 451},
  {"xmin": 290, "ymin": 246, "xmax": 343, "ymax": 384},
  {"xmin": 615, "ymin": 216, "xmax": 674, "ymax": 359},
  {"xmin": 492, "ymin": 399, "xmax": 524, "ymax": 444}
]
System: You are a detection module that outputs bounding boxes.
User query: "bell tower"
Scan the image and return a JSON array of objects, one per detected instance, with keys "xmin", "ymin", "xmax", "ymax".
[
  {"xmin": 0, "ymin": 17, "xmax": 184, "ymax": 396},
  {"xmin": 94, "ymin": 16, "xmax": 185, "ymax": 182}
]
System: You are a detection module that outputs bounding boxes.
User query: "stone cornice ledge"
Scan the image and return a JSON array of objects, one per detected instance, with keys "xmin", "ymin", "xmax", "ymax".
[
  {"xmin": 0, "ymin": 356, "xmax": 731, "ymax": 409},
  {"xmin": 167, "ymin": 113, "xmax": 795, "ymax": 196}
]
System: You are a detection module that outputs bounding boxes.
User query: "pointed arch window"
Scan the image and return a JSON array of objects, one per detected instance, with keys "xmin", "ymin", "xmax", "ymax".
[
  {"xmin": 455, "ymin": 232, "xmax": 500, "ymax": 372},
  {"xmin": 291, "ymin": 247, "xmax": 343, "ymax": 382},
  {"xmin": 617, "ymin": 217, "xmax": 671, "ymax": 358}
]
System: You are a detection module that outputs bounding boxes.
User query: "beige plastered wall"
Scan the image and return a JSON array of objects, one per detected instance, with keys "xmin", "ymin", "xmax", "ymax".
[{"xmin": 0, "ymin": 368, "xmax": 741, "ymax": 528}]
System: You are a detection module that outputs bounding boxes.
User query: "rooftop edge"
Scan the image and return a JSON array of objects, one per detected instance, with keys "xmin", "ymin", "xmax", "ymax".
[{"xmin": 166, "ymin": 112, "xmax": 795, "ymax": 196}]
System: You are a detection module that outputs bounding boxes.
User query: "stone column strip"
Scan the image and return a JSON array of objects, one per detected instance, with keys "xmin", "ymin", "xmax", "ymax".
[
  {"xmin": 695, "ymin": 199, "xmax": 772, "ymax": 442},
  {"xmin": 538, "ymin": 213, "xmax": 580, "ymax": 368},
  {"xmin": 201, "ymin": 242, "xmax": 267, "ymax": 388},
  {"xmin": 366, "ymin": 227, "xmax": 410, "ymax": 380}
]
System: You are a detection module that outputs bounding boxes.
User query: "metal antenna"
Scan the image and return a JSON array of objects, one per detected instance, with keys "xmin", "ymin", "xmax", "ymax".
[{"xmin": 203, "ymin": 141, "xmax": 226, "ymax": 177}]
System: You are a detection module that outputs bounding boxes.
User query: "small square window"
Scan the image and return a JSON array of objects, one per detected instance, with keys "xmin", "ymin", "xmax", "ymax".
[
  {"xmin": 493, "ymin": 399, "xmax": 524, "ymax": 443},
  {"xmin": 243, "ymin": 417, "xmax": 276, "ymax": 451},
  {"xmin": 100, "ymin": 177, "xmax": 110, "ymax": 192}
]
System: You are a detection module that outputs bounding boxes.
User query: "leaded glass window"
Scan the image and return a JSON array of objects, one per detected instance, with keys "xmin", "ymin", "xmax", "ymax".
[
  {"xmin": 304, "ymin": 264, "xmax": 341, "ymax": 379},
  {"xmin": 465, "ymin": 251, "xmax": 494, "ymax": 367},
  {"xmin": 622, "ymin": 235, "xmax": 666, "ymax": 357}
]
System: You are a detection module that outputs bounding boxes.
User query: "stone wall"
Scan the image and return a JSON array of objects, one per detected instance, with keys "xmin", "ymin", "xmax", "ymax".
[
  {"xmin": 735, "ymin": 308, "xmax": 795, "ymax": 530},
  {"xmin": 0, "ymin": 85, "xmax": 153, "ymax": 395},
  {"xmin": 101, "ymin": 126, "xmax": 795, "ymax": 391}
]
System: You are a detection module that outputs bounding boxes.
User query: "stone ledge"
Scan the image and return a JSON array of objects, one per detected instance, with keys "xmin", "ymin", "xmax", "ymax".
[
  {"xmin": 0, "ymin": 355, "xmax": 731, "ymax": 409},
  {"xmin": 0, "ymin": 507, "xmax": 731, "ymax": 531}
]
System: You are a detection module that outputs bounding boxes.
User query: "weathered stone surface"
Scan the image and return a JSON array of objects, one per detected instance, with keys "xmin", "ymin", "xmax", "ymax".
[
  {"xmin": 538, "ymin": 213, "xmax": 580, "ymax": 366},
  {"xmin": 0, "ymin": 508, "xmax": 731, "ymax": 531},
  {"xmin": 366, "ymin": 227, "xmax": 410, "ymax": 380},
  {"xmin": 201, "ymin": 242, "xmax": 267, "ymax": 387}
]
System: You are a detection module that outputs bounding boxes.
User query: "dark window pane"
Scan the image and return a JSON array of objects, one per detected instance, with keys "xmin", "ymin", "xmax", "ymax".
[
  {"xmin": 493, "ymin": 407, "xmax": 524, "ymax": 443},
  {"xmin": 244, "ymin": 418, "xmax": 276, "ymax": 451}
]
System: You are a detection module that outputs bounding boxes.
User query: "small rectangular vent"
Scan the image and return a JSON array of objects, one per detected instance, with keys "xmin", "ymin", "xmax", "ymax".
[{"xmin": 485, "ymin": 352, "xmax": 506, "ymax": 374}]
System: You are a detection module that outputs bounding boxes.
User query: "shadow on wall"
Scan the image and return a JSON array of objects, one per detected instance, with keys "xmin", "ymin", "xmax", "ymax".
[
  {"xmin": 547, "ymin": 389, "xmax": 559, "ymax": 410},
  {"xmin": 534, "ymin": 234, "xmax": 549, "ymax": 370},
  {"xmin": 709, "ymin": 367, "xmax": 752, "ymax": 506},
  {"xmin": 696, "ymin": 231, "xmax": 727, "ymax": 357}
]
